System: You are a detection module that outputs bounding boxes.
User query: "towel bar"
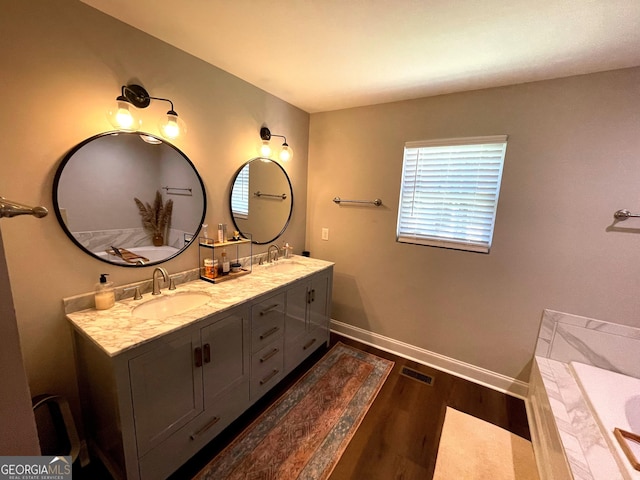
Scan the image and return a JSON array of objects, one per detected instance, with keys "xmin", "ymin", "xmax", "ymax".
[
  {"xmin": 254, "ymin": 191, "xmax": 287, "ymax": 199},
  {"xmin": 614, "ymin": 209, "xmax": 640, "ymax": 220},
  {"xmin": 333, "ymin": 197, "xmax": 382, "ymax": 207},
  {"xmin": 0, "ymin": 197, "xmax": 48, "ymax": 218}
]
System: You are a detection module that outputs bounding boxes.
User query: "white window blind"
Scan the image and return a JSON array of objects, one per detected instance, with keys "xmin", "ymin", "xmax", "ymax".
[
  {"xmin": 396, "ymin": 135, "xmax": 507, "ymax": 253},
  {"xmin": 231, "ymin": 164, "xmax": 249, "ymax": 218}
]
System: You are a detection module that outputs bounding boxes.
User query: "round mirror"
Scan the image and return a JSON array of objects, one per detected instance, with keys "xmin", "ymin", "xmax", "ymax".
[
  {"xmin": 229, "ymin": 158, "xmax": 293, "ymax": 245},
  {"xmin": 53, "ymin": 131, "xmax": 206, "ymax": 267}
]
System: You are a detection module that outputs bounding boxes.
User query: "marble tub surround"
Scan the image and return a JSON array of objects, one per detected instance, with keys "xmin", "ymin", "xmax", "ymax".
[
  {"xmin": 529, "ymin": 309, "xmax": 640, "ymax": 480},
  {"xmin": 571, "ymin": 362, "xmax": 640, "ymax": 480},
  {"xmin": 72, "ymin": 227, "xmax": 189, "ymax": 253},
  {"xmin": 535, "ymin": 309, "xmax": 640, "ymax": 377},
  {"xmin": 65, "ymin": 255, "xmax": 334, "ymax": 357},
  {"xmin": 530, "ymin": 357, "xmax": 623, "ymax": 480}
]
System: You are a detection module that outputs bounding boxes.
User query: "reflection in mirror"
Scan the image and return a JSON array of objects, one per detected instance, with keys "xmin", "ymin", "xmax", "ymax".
[
  {"xmin": 53, "ymin": 132, "xmax": 206, "ymax": 267},
  {"xmin": 230, "ymin": 158, "xmax": 293, "ymax": 245}
]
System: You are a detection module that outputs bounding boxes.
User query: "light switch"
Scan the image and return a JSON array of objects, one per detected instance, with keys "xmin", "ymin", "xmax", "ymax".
[{"xmin": 321, "ymin": 228, "xmax": 329, "ymax": 241}]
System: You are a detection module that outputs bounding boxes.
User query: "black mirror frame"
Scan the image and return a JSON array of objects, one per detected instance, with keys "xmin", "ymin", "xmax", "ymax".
[
  {"xmin": 52, "ymin": 131, "xmax": 207, "ymax": 267},
  {"xmin": 229, "ymin": 157, "xmax": 293, "ymax": 245}
]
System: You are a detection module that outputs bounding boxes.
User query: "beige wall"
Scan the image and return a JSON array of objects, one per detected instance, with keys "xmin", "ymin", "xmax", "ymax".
[
  {"xmin": 1, "ymin": 0, "xmax": 308, "ymax": 441},
  {"xmin": 308, "ymin": 68, "xmax": 640, "ymax": 381}
]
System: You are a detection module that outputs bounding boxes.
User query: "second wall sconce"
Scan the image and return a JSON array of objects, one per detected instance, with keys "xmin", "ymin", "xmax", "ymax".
[
  {"xmin": 107, "ymin": 84, "xmax": 186, "ymax": 140},
  {"xmin": 260, "ymin": 127, "xmax": 293, "ymax": 161}
]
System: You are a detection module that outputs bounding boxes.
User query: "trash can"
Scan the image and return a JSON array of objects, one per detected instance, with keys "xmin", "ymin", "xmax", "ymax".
[{"xmin": 32, "ymin": 394, "xmax": 80, "ymax": 463}]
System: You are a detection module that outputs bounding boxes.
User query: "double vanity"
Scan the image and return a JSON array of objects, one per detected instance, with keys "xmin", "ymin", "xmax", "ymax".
[
  {"xmin": 66, "ymin": 256, "xmax": 333, "ymax": 480},
  {"xmin": 55, "ymin": 128, "xmax": 326, "ymax": 479}
]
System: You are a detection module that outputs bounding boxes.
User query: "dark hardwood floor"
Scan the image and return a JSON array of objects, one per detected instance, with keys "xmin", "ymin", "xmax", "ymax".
[
  {"xmin": 326, "ymin": 335, "xmax": 529, "ymax": 480},
  {"xmin": 76, "ymin": 333, "xmax": 530, "ymax": 480}
]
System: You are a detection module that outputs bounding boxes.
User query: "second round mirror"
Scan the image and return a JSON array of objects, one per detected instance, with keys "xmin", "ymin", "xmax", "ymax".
[{"xmin": 229, "ymin": 158, "xmax": 293, "ymax": 245}]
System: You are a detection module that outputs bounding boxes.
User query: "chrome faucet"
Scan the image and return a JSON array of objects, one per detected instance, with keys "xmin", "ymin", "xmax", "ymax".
[
  {"xmin": 152, "ymin": 267, "xmax": 169, "ymax": 295},
  {"xmin": 267, "ymin": 244, "xmax": 281, "ymax": 263}
]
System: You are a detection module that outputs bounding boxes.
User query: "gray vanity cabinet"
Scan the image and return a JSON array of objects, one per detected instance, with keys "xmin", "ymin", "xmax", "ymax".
[
  {"xmin": 284, "ymin": 269, "xmax": 332, "ymax": 374},
  {"xmin": 75, "ymin": 305, "xmax": 250, "ymax": 480},
  {"xmin": 72, "ymin": 262, "xmax": 333, "ymax": 480}
]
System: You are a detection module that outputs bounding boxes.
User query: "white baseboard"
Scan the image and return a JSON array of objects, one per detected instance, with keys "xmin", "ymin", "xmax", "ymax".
[{"xmin": 330, "ymin": 319, "xmax": 529, "ymax": 399}]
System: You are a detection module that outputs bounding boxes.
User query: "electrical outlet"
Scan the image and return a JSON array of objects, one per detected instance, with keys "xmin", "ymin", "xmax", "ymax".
[{"xmin": 321, "ymin": 228, "xmax": 329, "ymax": 241}]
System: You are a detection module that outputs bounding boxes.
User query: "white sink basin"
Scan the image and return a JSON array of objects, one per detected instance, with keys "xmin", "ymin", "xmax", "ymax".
[
  {"xmin": 261, "ymin": 260, "xmax": 306, "ymax": 273},
  {"xmin": 133, "ymin": 292, "xmax": 211, "ymax": 320}
]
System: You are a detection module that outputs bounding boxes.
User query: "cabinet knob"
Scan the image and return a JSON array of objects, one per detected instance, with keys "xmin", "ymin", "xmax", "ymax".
[{"xmin": 194, "ymin": 347, "xmax": 203, "ymax": 368}]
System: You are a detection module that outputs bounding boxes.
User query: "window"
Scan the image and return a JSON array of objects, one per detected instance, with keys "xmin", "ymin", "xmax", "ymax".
[
  {"xmin": 231, "ymin": 164, "xmax": 249, "ymax": 218},
  {"xmin": 396, "ymin": 135, "xmax": 507, "ymax": 253}
]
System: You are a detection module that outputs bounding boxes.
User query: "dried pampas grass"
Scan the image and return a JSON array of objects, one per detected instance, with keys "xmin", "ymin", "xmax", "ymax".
[{"xmin": 134, "ymin": 190, "xmax": 173, "ymax": 241}]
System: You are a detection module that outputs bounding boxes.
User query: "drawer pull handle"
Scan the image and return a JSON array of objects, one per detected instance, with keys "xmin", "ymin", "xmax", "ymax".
[
  {"xmin": 259, "ymin": 326, "xmax": 279, "ymax": 340},
  {"xmin": 190, "ymin": 416, "xmax": 220, "ymax": 440},
  {"xmin": 260, "ymin": 348, "xmax": 279, "ymax": 363},
  {"xmin": 260, "ymin": 369, "xmax": 279, "ymax": 385},
  {"xmin": 203, "ymin": 343, "xmax": 211, "ymax": 364},
  {"xmin": 259, "ymin": 304, "xmax": 280, "ymax": 316},
  {"xmin": 194, "ymin": 347, "xmax": 203, "ymax": 368},
  {"xmin": 303, "ymin": 338, "xmax": 317, "ymax": 350}
]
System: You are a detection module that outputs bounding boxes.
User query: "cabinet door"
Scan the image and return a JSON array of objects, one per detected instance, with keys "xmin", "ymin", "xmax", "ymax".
[
  {"xmin": 309, "ymin": 272, "xmax": 330, "ymax": 332},
  {"xmin": 201, "ymin": 308, "xmax": 249, "ymax": 408},
  {"xmin": 285, "ymin": 282, "xmax": 309, "ymax": 340},
  {"xmin": 129, "ymin": 330, "xmax": 203, "ymax": 456}
]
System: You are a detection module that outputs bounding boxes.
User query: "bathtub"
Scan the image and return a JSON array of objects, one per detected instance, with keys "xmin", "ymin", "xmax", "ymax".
[
  {"xmin": 571, "ymin": 362, "xmax": 640, "ymax": 480},
  {"xmin": 94, "ymin": 245, "xmax": 179, "ymax": 265}
]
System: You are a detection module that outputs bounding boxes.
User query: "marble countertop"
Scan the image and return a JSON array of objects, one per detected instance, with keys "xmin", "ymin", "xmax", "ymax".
[{"xmin": 66, "ymin": 256, "xmax": 334, "ymax": 358}]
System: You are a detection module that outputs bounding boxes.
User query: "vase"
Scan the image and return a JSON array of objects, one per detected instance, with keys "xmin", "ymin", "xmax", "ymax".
[{"xmin": 152, "ymin": 234, "xmax": 163, "ymax": 246}]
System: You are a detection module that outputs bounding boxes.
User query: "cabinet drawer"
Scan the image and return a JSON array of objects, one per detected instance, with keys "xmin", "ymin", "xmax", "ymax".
[
  {"xmin": 251, "ymin": 293, "xmax": 285, "ymax": 353},
  {"xmin": 285, "ymin": 327, "xmax": 327, "ymax": 374},
  {"xmin": 251, "ymin": 339, "xmax": 284, "ymax": 400},
  {"xmin": 138, "ymin": 380, "xmax": 249, "ymax": 480},
  {"xmin": 251, "ymin": 293, "xmax": 285, "ymax": 328}
]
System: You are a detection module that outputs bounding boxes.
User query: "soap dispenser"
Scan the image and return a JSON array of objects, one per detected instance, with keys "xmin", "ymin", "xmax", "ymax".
[
  {"xmin": 95, "ymin": 273, "xmax": 115, "ymax": 310},
  {"xmin": 282, "ymin": 242, "xmax": 292, "ymax": 259}
]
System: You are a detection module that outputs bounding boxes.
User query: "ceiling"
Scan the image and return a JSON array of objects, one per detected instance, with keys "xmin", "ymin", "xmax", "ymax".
[{"xmin": 81, "ymin": 0, "xmax": 640, "ymax": 113}]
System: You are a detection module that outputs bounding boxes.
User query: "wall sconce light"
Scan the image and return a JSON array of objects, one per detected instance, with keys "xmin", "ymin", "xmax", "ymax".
[
  {"xmin": 260, "ymin": 127, "xmax": 293, "ymax": 161},
  {"xmin": 107, "ymin": 84, "xmax": 186, "ymax": 140}
]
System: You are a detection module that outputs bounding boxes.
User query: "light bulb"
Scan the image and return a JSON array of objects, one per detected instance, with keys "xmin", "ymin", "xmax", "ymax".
[
  {"xmin": 116, "ymin": 105, "xmax": 134, "ymax": 129},
  {"xmin": 279, "ymin": 143, "xmax": 292, "ymax": 162},
  {"xmin": 107, "ymin": 97, "xmax": 139, "ymax": 131},
  {"xmin": 159, "ymin": 111, "xmax": 185, "ymax": 140},
  {"xmin": 260, "ymin": 140, "xmax": 272, "ymax": 158}
]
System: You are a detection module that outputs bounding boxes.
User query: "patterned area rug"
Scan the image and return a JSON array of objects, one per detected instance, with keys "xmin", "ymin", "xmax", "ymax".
[{"xmin": 193, "ymin": 342, "xmax": 394, "ymax": 480}]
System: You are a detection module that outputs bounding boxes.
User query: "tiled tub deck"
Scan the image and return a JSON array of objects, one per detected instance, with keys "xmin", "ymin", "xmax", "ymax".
[{"xmin": 528, "ymin": 310, "xmax": 640, "ymax": 480}]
